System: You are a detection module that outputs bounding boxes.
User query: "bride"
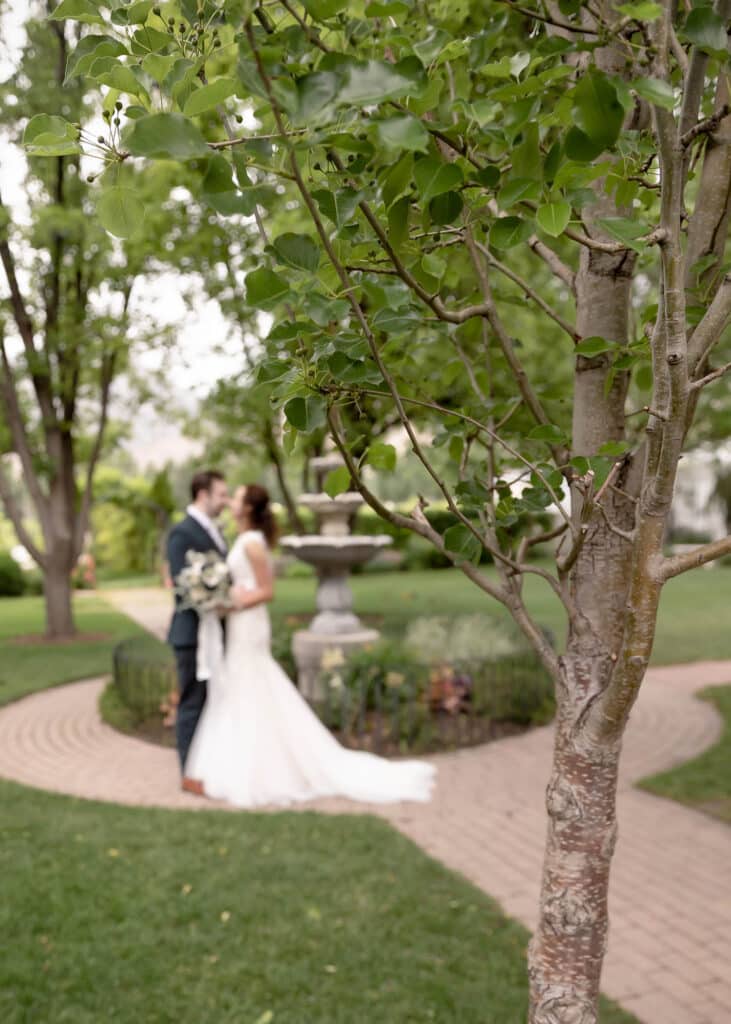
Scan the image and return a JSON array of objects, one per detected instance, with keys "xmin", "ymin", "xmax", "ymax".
[{"xmin": 185, "ymin": 484, "xmax": 436, "ymax": 808}]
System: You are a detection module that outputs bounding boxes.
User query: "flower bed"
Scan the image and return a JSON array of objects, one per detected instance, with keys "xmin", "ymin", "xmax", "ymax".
[
  {"xmin": 317, "ymin": 615, "xmax": 555, "ymax": 755},
  {"xmin": 107, "ymin": 615, "xmax": 554, "ymax": 756}
]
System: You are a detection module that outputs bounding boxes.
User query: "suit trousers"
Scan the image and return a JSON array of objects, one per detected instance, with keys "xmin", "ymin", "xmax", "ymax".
[{"xmin": 173, "ymin": 646, "xmax": 207, "ymax": 772}]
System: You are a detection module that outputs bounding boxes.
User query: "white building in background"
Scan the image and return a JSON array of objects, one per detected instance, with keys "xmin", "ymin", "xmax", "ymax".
[{"xmin": 669, "ymin": 447, "xmax": 728, "ymax": 541}]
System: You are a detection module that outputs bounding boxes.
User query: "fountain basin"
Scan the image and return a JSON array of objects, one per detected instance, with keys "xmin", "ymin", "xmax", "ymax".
[
  {"xmin": 280, "ymin": 534, "xmax": 392, "ymax": 568},
  {"xmin": 296, "ymin": 492, "xmax": 365, "ymax": 536}
]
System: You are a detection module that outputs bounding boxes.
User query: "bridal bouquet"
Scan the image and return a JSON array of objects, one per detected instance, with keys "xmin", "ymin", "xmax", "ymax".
[{"xmin": 174, "ymin": 550, "xmax": 232, "ymax": 614}]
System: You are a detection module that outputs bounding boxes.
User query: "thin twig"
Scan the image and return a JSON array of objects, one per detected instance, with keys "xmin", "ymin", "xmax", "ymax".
[
  {"xmin": 474, "ymin": 240, "xmax": 580, "ymax": 343},
  {"xmin": 681, "ymin": 105, "xmax": 730, "ymax": 147},
  {"xmin": 690, "ymin": 359, "xmax": 731, "ymax": 391}
]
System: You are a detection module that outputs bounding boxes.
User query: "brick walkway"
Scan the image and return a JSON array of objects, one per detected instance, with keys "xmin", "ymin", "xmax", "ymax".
[{"xmin": 0, "ymin": 589, "xmax": 729, "ymax": 1024}]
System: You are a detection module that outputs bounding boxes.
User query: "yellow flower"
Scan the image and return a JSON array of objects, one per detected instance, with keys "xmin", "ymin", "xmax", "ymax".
[{"xmin": 320, "ymin": 646, "xmax": 346, "ymax": 670}]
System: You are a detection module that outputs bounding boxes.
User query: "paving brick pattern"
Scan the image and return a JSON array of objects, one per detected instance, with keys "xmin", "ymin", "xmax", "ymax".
[{"xmin": 0, "ymin": 587, "xmax": 728, "ymax": 1023}]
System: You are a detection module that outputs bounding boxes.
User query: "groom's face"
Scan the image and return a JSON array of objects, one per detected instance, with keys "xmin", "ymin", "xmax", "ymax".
[{"xmin": 205, "ymin": 479, "xmax": 229, "ymax": 519}]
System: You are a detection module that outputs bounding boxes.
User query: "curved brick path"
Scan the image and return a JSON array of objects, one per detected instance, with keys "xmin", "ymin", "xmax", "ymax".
[{"xmin": 1, "ymin": 589, "xmax": 730, "ymax": 1023}]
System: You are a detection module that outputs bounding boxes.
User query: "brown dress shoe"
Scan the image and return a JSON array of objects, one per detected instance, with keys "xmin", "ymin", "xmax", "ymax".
[{"xmin": 181, "ymin": 776, "xmax": 205, "ymax": 796}]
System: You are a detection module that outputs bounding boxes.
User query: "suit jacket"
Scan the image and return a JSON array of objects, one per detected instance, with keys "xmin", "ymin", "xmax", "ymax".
[{"xmin": 166, "ymin": 514, "xmax": 227, "ymax": 649}]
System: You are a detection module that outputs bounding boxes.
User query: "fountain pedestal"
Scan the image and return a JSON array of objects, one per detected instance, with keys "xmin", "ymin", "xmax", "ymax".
[{"xmin": 280, "ymin": 478, "xmax": 391, "ymax": 701}]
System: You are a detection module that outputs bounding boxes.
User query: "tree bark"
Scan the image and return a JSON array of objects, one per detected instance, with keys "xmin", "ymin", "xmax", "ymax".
[
  {"xmin": 43, "ymin": 559, "xmax": 75, "ymax": 639},
  {"xmin": 529, "ymin": 661, "xmax": 621, "ymax": 1022}
]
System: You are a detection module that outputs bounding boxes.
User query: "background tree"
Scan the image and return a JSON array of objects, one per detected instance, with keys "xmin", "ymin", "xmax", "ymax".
[
  {"xmin": 48, "ymin": 0, "xmax": 731, "ymax": 1020},
  {"xmin": 93, "ymin": 464, "xmax": 176, "ymax": 574},
  {"xmin": 0, "ymin": 3, "xmax": 180, "ymax": 635}
]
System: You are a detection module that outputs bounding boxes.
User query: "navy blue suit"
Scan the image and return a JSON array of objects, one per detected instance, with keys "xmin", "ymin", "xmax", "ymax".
[{"xmin": 167, "ymin": 515, "xmax": 227, "ymax": 771}]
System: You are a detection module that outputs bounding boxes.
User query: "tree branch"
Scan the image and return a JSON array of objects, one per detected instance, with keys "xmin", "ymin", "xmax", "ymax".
[
  {"xmin": 528, "ymin": 234, "xmax": 576, "ymax": 291},
  {"xmin": 464, "ymin": 230, "xmax": 569, "ymax": 467},
  {"xmin": 474, "ymin": 240, "xmax": 580, "ymax": 342},
  {"xmin": 687, "ymin": 274, "xmax": 731, "ymax": 374},
  {"xmin": 690, "ymin": 358, "xmax": 731, "ymax": 391},
  {"xmin": 0, "ymin": 459, "xmax": 46, "ymax": 567},
  {"xmin": 0, "ymin": 340, "xmax": 51, "ymax": 528},
  {"xmin": 681, "ymin": 104, "xmax": 731, "ymax": 147},
  {"xmin": 660, "ymin": 535, "xmax": 731, "ymax": 579}
]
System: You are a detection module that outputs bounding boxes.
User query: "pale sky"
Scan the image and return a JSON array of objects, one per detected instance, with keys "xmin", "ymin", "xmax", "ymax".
[{"xmin": 0, "ymin": 6, "xmax": 250, "ymax": 468}]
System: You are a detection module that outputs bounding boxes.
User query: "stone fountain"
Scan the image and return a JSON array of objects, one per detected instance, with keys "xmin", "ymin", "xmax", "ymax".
[{"xmin": 280, "ymin": 454, "xmax": 392, "ymax": 701}]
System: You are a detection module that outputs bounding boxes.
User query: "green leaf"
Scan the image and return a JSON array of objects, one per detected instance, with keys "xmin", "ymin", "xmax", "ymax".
[
  {"xmin": 50, "ymin": 0, "xmax": 105, "ymax": 24},
  {"xmin": 475, "ymin": 165, "xmax": 500, "ymax": 189},
  {"xmin": 528, "ymin": 424, "xmax": 567, "ymax": 443},
  {"xmin": 595, "ymin": 217, "xmax": 649, "ymax": 252},
  {"xmin": 23, "ymin": 115, "xmax": 81, "ymax": 156},
  {"xmin": 489, "ymin": 216, "xmax": 533, "ymax": 250},
  {"xmin": 632, "ymin": 77, "xmax": 675, "ymax": 111},
  {"xmin": 97, "ymin": 187, "xmax": 145, "ymax": 239},
  {"xmin": 497, "ymin": 177, "xmax": 541, "ymax": 209},
  {"xmin": 312, "ymin": 187, "xmax": 361, "ymax": 228},
  {"xmin": 184, "ymin": 78, "xmax": 239, "ymax": 117},
  {"xmin": 575, "ymin": 336, "xmax": 613, "ymax": 356},
  {"xmin": 283, "ymin": 395, "xmax": 326, "ymax": 433},
  {"xmin": 337, "ymin": 58, "xmax": 426, "ymax": 106},
  {"xmin": 616, "ymin": 2, "xmax": 662, "ymax": 19},
  {"xmin": 271, "ymin": 233, "xmax": 320, "ymax": 273},
  {"xmin": 375, "ymin": 115, "xmax": 430, "ymax": 153},
  {"xmin": 65, "ymin": 36, "xmax": 129, "ymax": 83},
  {"xmin": 682, "ymin": 6, "xmax": 728, "ymax": 53},
  {"xmin": 413, "ymin": 158, "xmax": 463, "ymax": 203},
  {"xmin": 372, "ymin": 307, "xmax": 420, "ymax": 333},
  {"xmin": 245, "ymin": 268, "xmax": 290, "ymax": 310},
  {"xmin": 300, "ymin": 0, "xmax": 348, "ymax": 19},
  {"xmin": 388, "ymin": 196, "xmax": 411, "ymax": 248},
  {"xmin": 126, "ymin": 0, "xmax": 155, "ymax": 24},
  {"xmin": 443, "ymin": 524, "xmax": 482, "ymax": 565},
  {"xmin": 92, "ymin": 60, "xmax": 150, "ymax": 103},
  {"xmin": 635, "ymin": 363, "xmax": 653, "ymax": 391},
  {"xmin": 570, "ymin": 456, "xmax": 591, "ymax": 475},
  {"xmin": 565, "ymin": 127, "xmax": 606, "ymax": 163},
  {"xmin": 429, "ymin": 191, "xmax": 463, "ymax": 225},
  {"xmin": 324, "ymin": 465, "xmax": 351, "ymax": 497},
  {"xmin": 141, "ymin": 53, "xmax": 177, "ymax": 82},
  {"xmin": 572, "ymin": 71, "xmax": 623, "ymax": 148},
  {"xmin": 124, "ymin": 113, "xmax": 210, "ymax": 159},
  {"xmin": 367, "ymin": 443, "xmax": 397, "ymax": 472},
  {"xmin": 129, "ymin": 26, "xmax": 173, "ymax": 54},
  {"xmin": 536, "ymin": 201, "xmax": 571, "ymax": 237},
  {"xmin": 422, "ymin": 252, "xmax": 446, "ymax": 280},
  {"xmin": 382, "ymin": 153, "xmax": 413, "ymax": 209},
  {"xmin": 366, "ymin": 0, "xmax": 410, "ymax": 12},
  {"xmin": 295, "ymin": 71, "xmax": 339, "ymax": 123},
  {"xmin": 598, "ymin": 441, "xmax": 631, "ymax": 457}
]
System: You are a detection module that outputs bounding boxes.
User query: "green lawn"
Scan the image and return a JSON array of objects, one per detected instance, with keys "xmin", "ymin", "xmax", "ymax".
[
  {"xmin": 639, "ymin": 685, "xmax": 731, "ymax": 824},
  {"xmin": 0, "ymin": 590, "xmax": 640, "ymax": 1023},
  {"xmin": 273, "ymin": 564, "xmax": 731, "ymax": 666},
  {"xmin": 0, "ymin": 595, "xmax": 149, "ymax": 706},
  {"xmin": 0, "ymin": 780, "xmax": 636, "ymax": 1024}
]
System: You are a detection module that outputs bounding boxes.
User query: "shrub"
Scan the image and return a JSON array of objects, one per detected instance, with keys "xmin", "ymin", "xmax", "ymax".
[
  {"xmin": 113, "ymin": 636, "xmax": 176, "ymax": 719},
  {"xmin": 0, "ymin": 552, "xmax": 26, "ymax": 597},
  {"xmin": 317, "ymin": 614, "xmax": 555, "ymax": 753},
  {"xmin": 23, "ymin": 570, "xmax": 45, "ymax": 596}
]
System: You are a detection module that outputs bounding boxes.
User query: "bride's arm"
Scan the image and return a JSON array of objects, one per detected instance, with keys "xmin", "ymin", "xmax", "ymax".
[{"xmin": 230, "ymin": 540, "xmax": 274, "ymax": 610}]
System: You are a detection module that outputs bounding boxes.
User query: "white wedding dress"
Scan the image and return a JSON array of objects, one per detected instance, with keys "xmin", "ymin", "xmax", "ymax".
[{"xmin": 185, "ymin": 531, "xmax": 436, "ymax": 808}]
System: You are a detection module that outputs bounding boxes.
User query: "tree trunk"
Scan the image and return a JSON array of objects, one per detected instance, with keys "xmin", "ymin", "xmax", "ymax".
[
  {"xmin": 43, "ymin": 559, "xmax": 75, "ymax": 638},
  {"xmin": 528, "ymin": 653, "xmax": 622, "ymax": 1023}
]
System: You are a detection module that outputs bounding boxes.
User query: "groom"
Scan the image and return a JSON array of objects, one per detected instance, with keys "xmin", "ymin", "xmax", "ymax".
[{"xmin": 167, "ymin": 469, "xmax": 230, "ymax": 793}]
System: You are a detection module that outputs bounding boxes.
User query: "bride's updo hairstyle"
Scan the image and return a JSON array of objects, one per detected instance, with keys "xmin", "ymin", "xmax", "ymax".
[{"xmin": 244, "ymin": 484, "xmax": 279, "ymax": 547}]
